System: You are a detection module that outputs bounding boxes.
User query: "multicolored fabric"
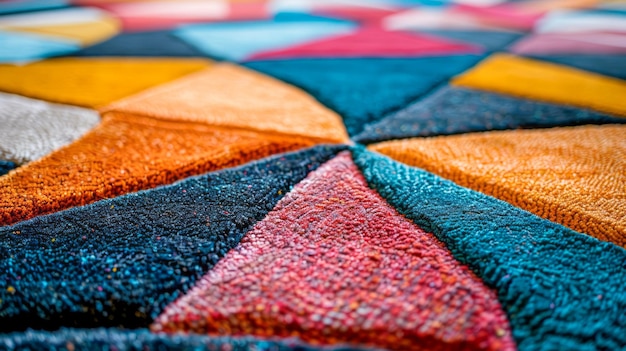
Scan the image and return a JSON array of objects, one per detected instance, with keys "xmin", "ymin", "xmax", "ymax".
[{"xmin": 0, "ymin": 1, "xmax": 624, "ymax": 351}]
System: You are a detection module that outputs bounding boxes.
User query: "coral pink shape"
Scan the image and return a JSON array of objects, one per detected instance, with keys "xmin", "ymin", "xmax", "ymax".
[
  {"xmin": 248, "ymin": 27, "xmax": 483, "ymax": 60},
  {"xmin": 153, "ymin": 152, "xmax": 515, "ymax": 351}
]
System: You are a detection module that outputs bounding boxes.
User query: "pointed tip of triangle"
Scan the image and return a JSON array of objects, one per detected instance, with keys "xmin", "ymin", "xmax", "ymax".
[
  {"xmin": 153, "ymin": 151, "xmax": 515, "ymax": 351},
  {"xmin": 102, "ymin": 63, "xmax": 350, "ymax": 143}
]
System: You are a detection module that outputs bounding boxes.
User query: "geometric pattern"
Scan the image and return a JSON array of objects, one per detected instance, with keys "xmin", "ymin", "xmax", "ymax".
[
  {"xmin": 0, "ymin": 114, "xmax": 319, "ymax": 225},
  {"xmin": 102, "ymin": 65, "xmax": 349, "ymax": 143},
  {"xmin": 174, "ymin": 16, "xmax": 356, "ymax": 61},
  {"xmin": 0, "ymin": 1, "xmax": 625, "ymax": 350},
  {"xmin": 246, "ymin": 27, "xmax": 483, "ymax": 60},
  {"xmin": 353, "ymin": 85, "xmax": 625, "ymax": 144},
  {"xmin": 352, "ymin": 147, "xmax": 626, "ymax": 351},
  {"xmin": 0, "ymin": 146, "xmax": 343, "ymax": 330},
  {"xmin": 246, "ymin": 55, "xmax": 484, "ymax": 136},
  {"xmin": 74, "ymin": 30, "xmax": 205, "ymax": 57},
  {"xmin": 369, "ymin": 125, "xmax": 626, "ymax": 247},
  {"xmin": 0, "ymin": 58, "xmax": 209, "ymax": 108},
  {"xmin": 452, "ymin": 54, "xmax": 626, "ymax": 117},
  {"xmin": 0, "ymin": 7, "xmax": 120, "ymax": 46},
  {"xmin": 153, "ymin": 152, "xmax": 516, "ymax": 351}
]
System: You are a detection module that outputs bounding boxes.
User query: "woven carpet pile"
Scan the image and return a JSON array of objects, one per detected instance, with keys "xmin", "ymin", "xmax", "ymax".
[{"xmin": 0, "ymin": 0, "xmax": 625, "ymax": 350}]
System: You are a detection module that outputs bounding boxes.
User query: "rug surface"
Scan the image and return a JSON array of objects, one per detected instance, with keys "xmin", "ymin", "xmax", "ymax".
[{"xmin": 0, "ymin": 0, "xmax": 625, "ymax": 350}]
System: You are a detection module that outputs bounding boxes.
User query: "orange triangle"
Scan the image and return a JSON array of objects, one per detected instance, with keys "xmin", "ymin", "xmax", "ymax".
[
  {"xmin": 0, "ymin": 112, "xmax": 317, "ymax": 226},
  {"xmin": 370, "ymin": 125, "xmax": 626, "ymax": 247},
  {"xmin": 103, "ymin": 64, "xmax": 349, "ymax": 143}
]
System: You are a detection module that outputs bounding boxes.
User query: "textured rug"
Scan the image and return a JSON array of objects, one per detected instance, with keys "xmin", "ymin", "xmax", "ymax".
[{"xmin": 0, "ymin": 1, "xmax": 625, "ymax": 350}]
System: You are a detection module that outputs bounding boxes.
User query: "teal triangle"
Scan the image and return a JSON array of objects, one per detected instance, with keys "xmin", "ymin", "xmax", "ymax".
[
  {"xmin": 351, "ymin": 147, "xmax": 626, "ymax": 351},
  {"xmin": 245, "ymin": 55, "xmax": 484, "ymax": 136}
]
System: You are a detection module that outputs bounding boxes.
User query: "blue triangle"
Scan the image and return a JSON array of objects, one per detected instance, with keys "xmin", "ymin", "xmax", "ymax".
[
  {"xmin": 0, "ymin": 30, "xmax": 79, "ymax": 63},
  {"xmin": 246, "ymin": 55, "xmax": 484, "ymax": 136},
  {"xmin": 351, "ymin": 147, "xmax": 626, "ymax": 351}
]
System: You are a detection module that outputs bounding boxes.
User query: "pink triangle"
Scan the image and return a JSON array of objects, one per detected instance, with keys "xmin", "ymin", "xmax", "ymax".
[
  {"xmin": 153, "ymin": 152, "xmax": 515, "ymax": 351},
  {"xmin": 247, "ymin": 27, "xmax": 483, "ymax": 60}
]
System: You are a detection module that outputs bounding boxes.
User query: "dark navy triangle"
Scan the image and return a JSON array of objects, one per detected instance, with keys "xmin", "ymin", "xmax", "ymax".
[
  {"xmin": 74, "ymin": 30, "xmax": 205, "ymax": 57},
  {"xmin": 0, "ymin": 145, "xmax": 345, "ymax": 330},
  {"xmin": 354, "ymin": 85, "xmax": 625, "ymax": 144},
  {"xmin": 526, "ymin": 54, "xmax": 626, "ymax": 80}
]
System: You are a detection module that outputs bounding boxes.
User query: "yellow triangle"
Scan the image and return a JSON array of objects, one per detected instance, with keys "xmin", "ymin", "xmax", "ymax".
[
  {"xmin": 0, "ymin": 58, "xmax": 210, "ymax": 108},
  {"xmin": 102, "ymin": 63, "xmax": 349, "ymax": 143},
  {"xmin": 452, "ymin": 53, "xmax": 626, "ymax": 118},
  {"xmin": 2, "ymin": 15, "xmax": 120, "ymax": 46}
]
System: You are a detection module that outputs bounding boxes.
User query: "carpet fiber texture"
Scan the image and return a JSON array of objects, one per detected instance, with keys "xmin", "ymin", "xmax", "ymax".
[
  {"xmin": 153, "ymin": 152, "xmax": 515, "ymax": 351},
  {"xmin": 0, "ymin": 92, "xmax": 100, "ymax": 165},
  {"xmin": 0, "ymin": 146, "xmax": 343, "ymax": 330},
  {"xmin": 0, "ymin": 1, "xmax": 624, "ymax": 350},
  {"xmin": 369, "ymin": 125, "xmax": 626, "ymax": 246}
]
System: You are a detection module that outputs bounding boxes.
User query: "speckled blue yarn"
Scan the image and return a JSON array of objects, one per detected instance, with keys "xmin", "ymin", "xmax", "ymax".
[
  {"xmin": 0, "ymin": 328, "xmax": 375, "ymax": 351},
  {"xmin": 418, "ymin": 30, "xmax": 522, "ymax": 51},
  {"xmin": 351, "ymin": 147, "xmax": 626, "ymax": 351},
  {"xmin": 74, "ymin": 30, "xmax": 205, "ymax": 57},
  {"xmin": 353, "ymin": 85, "xmax": 625, "ymax": 144},
  {"xmin": 527, "ymin": 54, "xmax": 626, "ymax": 80},
  {"xmin": 0, "ymin": 145, "xmax": 345, "ymax": 331},
  {"xmin": 245, "ymin": 55, "xmax": 484, "ymax": 136},
  {"xmin": 0, "ymin": 161, "xmax": 16, "ymax": 176}
]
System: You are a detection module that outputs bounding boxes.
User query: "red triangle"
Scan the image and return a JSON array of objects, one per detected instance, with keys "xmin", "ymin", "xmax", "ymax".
[
  {"xmin": 153, "ymin": 152, "xmax": 514, "ymax": 351},
  {"xmin": 248, "ymin": 27, "xmax": 483, "ymax": 60}
]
